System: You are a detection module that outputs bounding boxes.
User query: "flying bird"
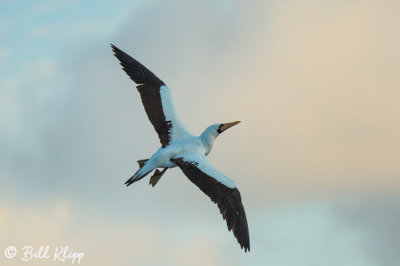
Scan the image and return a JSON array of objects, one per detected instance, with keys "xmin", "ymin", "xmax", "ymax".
[{"xmin": 111, "ymin": 44, "xmax": 250, "ymax": 252}]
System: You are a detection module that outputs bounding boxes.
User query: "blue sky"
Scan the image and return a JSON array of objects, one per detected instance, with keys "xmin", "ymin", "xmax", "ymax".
[{"xmin": 1, "ymin": 0, "xmax": 399, "ymax": 265}]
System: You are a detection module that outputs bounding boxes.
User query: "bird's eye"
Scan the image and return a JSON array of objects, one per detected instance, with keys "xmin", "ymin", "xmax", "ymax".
[{"xmin": 217, "ymin": 124, "xmax": 224, "ymax": 133}]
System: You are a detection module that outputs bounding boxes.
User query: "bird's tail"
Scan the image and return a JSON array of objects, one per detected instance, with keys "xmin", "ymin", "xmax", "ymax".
[{"xmin": 125, "ymin": 159, "xmax": 152, "ymax": 186}]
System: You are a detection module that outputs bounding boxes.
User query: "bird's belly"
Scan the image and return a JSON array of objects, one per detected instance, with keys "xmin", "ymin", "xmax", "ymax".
[
  {"xmin": 152, "ymin": 138, "xmax": 204, "ymax": 168},
  {"xmin": 151, "ymin": 148, "xmax": 178, "ymax": 168},
  {"xmin": 163, "ymin": 160, "xmax": 177, "ymax": 168}
]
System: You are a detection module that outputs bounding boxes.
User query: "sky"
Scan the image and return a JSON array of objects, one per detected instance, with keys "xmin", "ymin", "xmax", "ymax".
[{"xmin": 1, "ymin": 0, "xmax": 399, "ymax": 265}]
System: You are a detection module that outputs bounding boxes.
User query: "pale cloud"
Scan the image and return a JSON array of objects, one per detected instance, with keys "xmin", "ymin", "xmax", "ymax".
[
  {"xmin": 109, "ymin": 0, "xmax": 400, "ymax": 200},
  {"xmin": 29, "ymin": 18, "xmax": 131, "ymax": 40},
  {"xmin": 30, "ymin": 0, "xmax": 78, "ymax": 14},
  {"xmin": 0, "ymin": 47, "xmax": 10, "ymax": 71},
  {"xmin": 254, "ymin": 202, "xmax": 373, "ymax": 266},
  {"xmin": 0, "ymin": 199, "xmax": 382, "ymax": 266},
  {"xmin": 6, "ymin": 0, "xmax": 399, "ymax": 202},
  {"xmin": 194, "ymin": 0, "xmax": 400, "ymax": 199},
  {"xmin": 0, "ymin": 199, "xmax": 241, "ymax": 266},
  {"xmin": 0, "ymin": 58, "xmax": 61, "ymax": 155},
  {"xmin": 335, "ymin": 195, "xmax": 400, "ymax": 265}
]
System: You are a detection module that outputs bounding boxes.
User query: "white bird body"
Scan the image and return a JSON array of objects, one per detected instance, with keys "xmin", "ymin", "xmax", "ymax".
[
  {"xmin": 134, "ymin": 124, "xmax": 237, "ymax": 188},
  {"xmin": 111, "ymin": 44, "xmax": 249, "ymax": 251},
  {"xmin": 136, "ymin": 136, "xmax": 201, "ymax": 174}
]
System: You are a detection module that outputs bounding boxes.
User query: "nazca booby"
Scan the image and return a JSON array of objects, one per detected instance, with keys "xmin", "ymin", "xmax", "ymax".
[{"xmin": 111, "ymin": 44, "xmax": 250, "ymax": 252}]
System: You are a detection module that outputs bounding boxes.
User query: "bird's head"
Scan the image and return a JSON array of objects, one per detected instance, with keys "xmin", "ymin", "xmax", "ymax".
[
  {"xmin": 216, "ymin": 121, "xmax": 241, "ymax": 134},
  {"xmin": 201, "ymin": 121, "xmax": 241, "ymax": 155},
  {"xmin": 204, "ymin": 121, "xmax": 241, "ymax": 139}
]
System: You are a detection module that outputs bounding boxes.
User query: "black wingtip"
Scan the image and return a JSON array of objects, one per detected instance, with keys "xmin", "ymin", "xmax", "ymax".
[
  {"xmin": 110, "ymin": 43, "xmax": 164, "ymax": 86},
  {"xmin": 111, "ymin": 43, "xmax": 126, "ymax": 58},
  {"xmin": 110, "ymin": 43, "xmax": 120, "ymax": 54}
]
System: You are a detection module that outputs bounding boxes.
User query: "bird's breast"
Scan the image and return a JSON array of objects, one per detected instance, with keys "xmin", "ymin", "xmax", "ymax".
[{"xmin": 166, "ymin": 137, "xmax": 207, "ymax": 157}]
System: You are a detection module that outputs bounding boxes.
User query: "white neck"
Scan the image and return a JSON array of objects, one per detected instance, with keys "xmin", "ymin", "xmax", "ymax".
[{"xmin": 200, "ymin": 125, "xmax": 218, "ymax": 155}]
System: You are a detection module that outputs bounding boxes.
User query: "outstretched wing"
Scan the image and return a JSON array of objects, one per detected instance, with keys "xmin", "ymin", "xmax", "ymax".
[
  {"xmin": 172, "ymin": 154, "xmax": 250, "ymax": 252},
  {"xmin": 111, "ymin": 44, "xmax": 192, "ymax": 147}
]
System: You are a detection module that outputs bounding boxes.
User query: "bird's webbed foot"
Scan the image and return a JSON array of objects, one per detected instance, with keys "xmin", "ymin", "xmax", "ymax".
[{"xmin": 149, "ymin": 168, "xmax": 167, "ymax": 187}]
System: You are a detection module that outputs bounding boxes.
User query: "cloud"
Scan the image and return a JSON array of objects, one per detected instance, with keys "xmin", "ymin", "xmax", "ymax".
[
  {"xmin": 0, "ymin": 197, "xmax": 380, "ymax": 266},
  {"xmin": 3, "ymin": 0, "xmax": 399, "ymax": 206},
  {"xmin": 252, "ymin": 202, "xmax": 375, "ymax": 266},
  {"xmin": 108, "ymin": 0, "xmax": 400, "ymax": 202},
  {"xmin": 0, "ymin": 58, "xmax": 63, "ymax": 167},
  {"xmin": 334, "ymin": 195, "xmax": 400, "ymax": 265},
  {"xmin": 228, "ymin": 0, "xmax": 400, "ymax": 198},
  {"xmin": 0, "ymin": 199, "xmax": 242, "ymax": 266},
  {"xmin": 2, "ymin": 0, "xmax": 400, "ymax": 264},
  {"xmin": 0, "ymin": 47, "xmax": 10, "ymax": 71},
  {"xmin": 30, "ymin": 0, "xmax": 78, "ymax": 14}
]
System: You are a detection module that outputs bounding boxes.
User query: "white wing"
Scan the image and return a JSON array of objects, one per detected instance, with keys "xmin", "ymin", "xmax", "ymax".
[
  {"xmin": 112, "ymin": 44, "xmax": 192, "ymax": 147},
  {"xmin": 159, "ymin": 85, "xmax": 192, "ymax": 143}
]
